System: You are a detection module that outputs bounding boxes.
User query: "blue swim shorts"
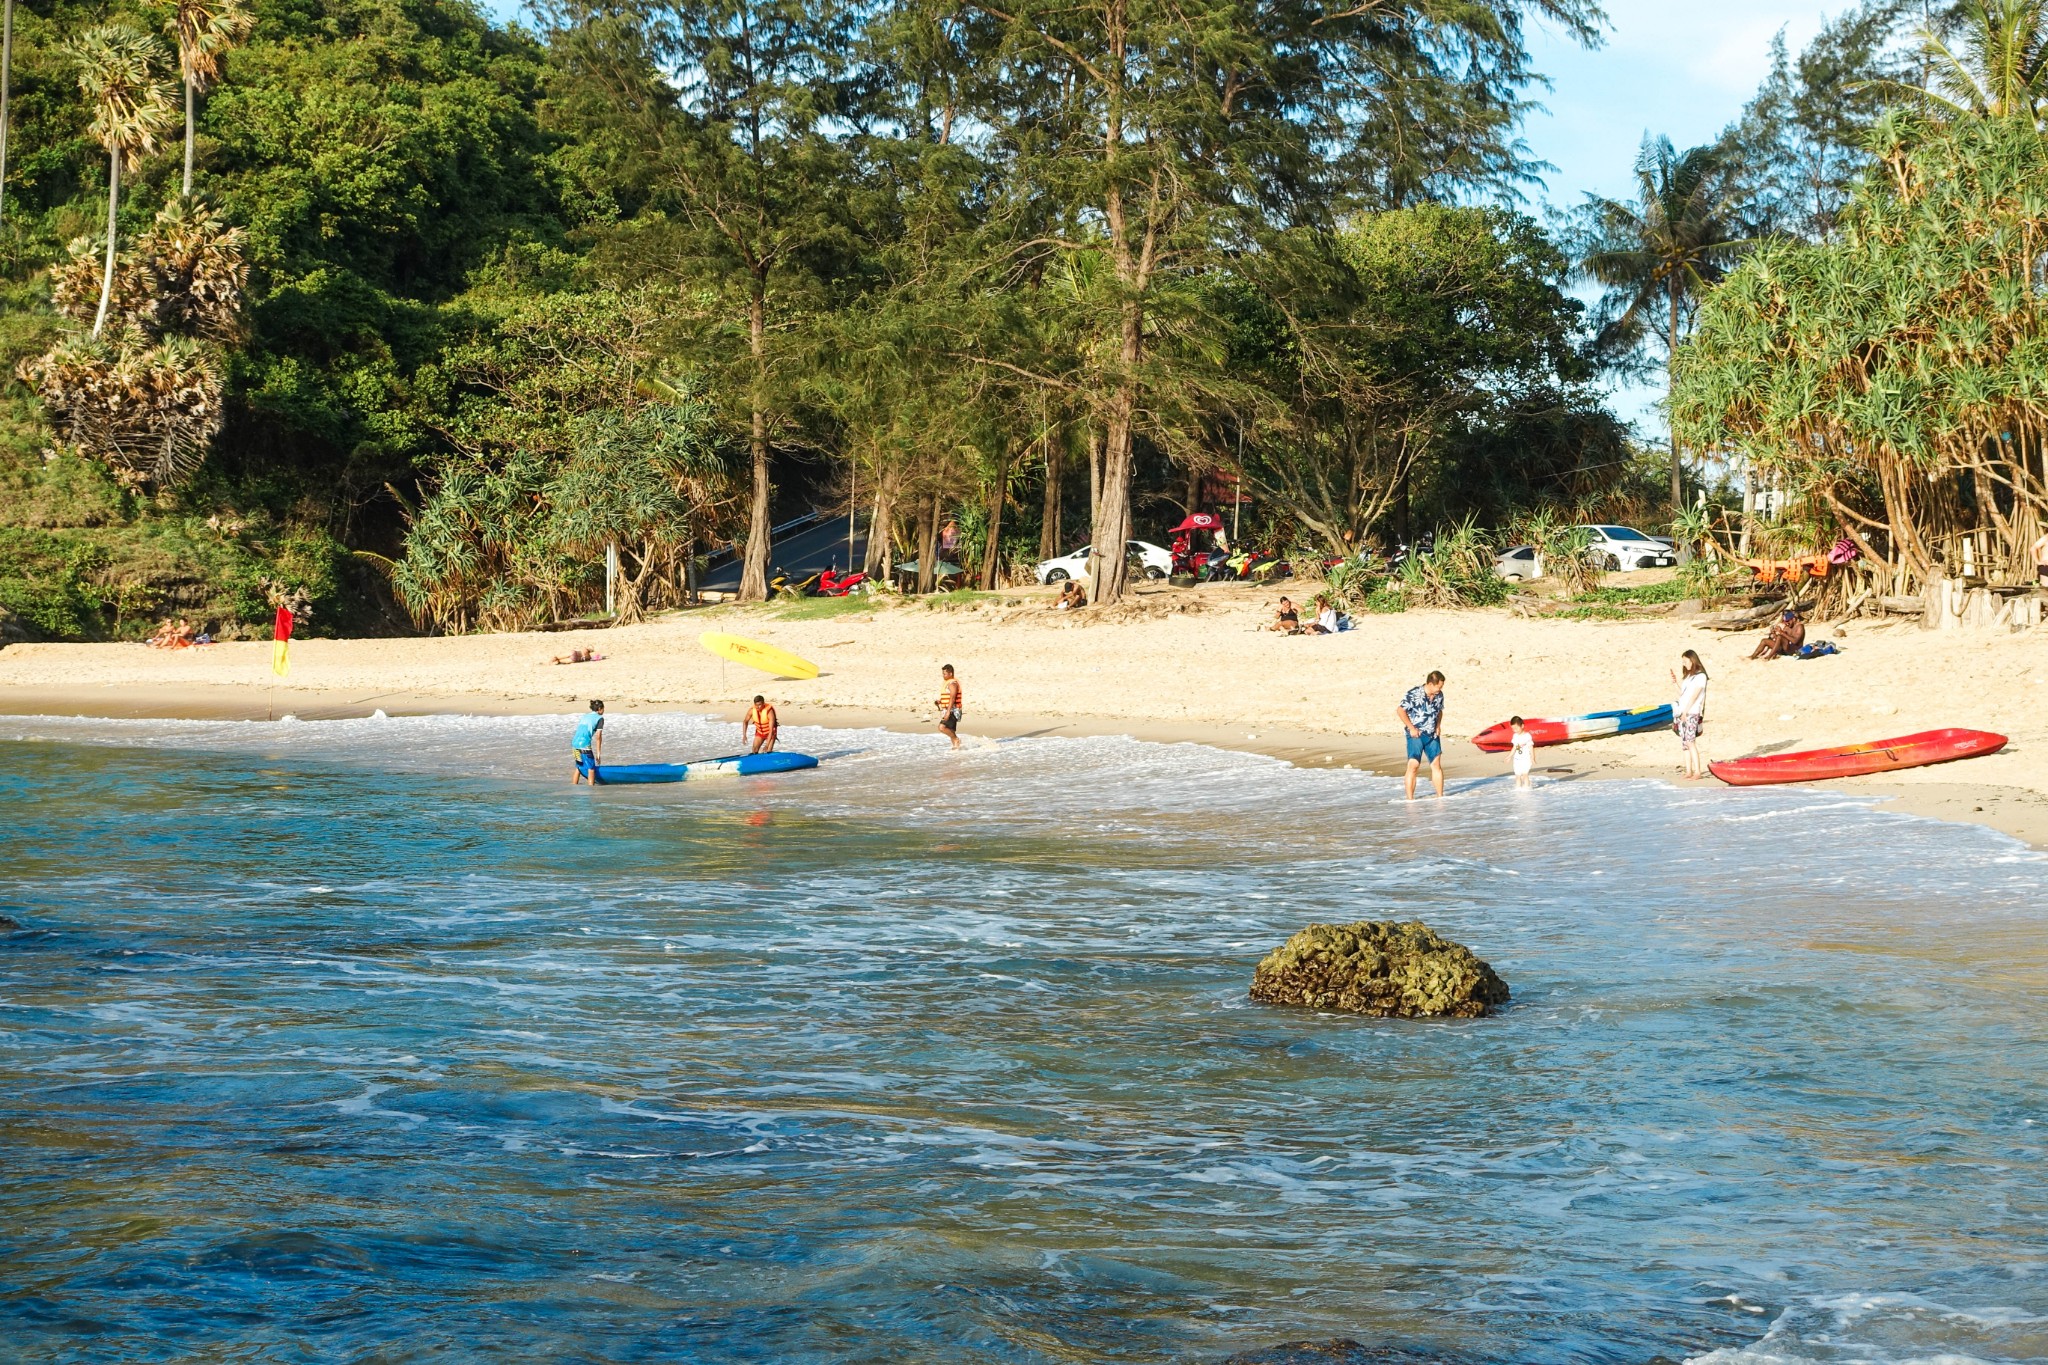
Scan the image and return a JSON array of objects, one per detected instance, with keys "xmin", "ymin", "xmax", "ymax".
[
  {"xmin": 1405, "ymin": 732, "xmax": 1442, "ymax": 764},
  {"xmin": 575, "ymin": 748, "xmax": 597, "ymax": 777}
]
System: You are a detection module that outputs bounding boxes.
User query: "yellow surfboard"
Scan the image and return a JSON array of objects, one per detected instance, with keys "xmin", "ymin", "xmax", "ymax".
[{"xmin": 698, "ymin": 631, "xmax": 820, "ymax": 680}]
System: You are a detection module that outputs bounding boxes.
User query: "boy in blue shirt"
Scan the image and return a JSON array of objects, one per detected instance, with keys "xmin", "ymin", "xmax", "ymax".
[{"xmin": 572, "ymin": 700, "xmax": 604, "ymax": 783}]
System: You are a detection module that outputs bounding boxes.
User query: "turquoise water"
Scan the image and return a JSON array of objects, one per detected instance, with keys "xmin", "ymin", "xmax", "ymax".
[{"xmin": 4, "ymin": 713, "xmax": 2047, "ymax": 1363}]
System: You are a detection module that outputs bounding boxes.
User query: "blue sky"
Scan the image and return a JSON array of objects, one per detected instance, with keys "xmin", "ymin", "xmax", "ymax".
[{"xmin": 479, "ymin": 0, "xmax": 1830, "ymax": 435}]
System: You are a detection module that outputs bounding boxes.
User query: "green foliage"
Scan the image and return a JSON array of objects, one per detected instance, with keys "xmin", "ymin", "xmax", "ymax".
[
  {"xmin": 393, "ymin": 289, "xmax": 733, "ymax": 631},
  {"xmin": 1673, "ymin": 112, "xmax": 2048, "ymax": 590},
  {"xmin": 1230, "ymin": 207, "xmax": 1610, "ymax": 558}
]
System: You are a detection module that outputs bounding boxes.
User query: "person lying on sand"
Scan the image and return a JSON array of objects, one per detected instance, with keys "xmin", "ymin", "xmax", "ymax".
[
  {"xmin": 1751, "ymin": 610, "xmax": 1805, "ymax": 661},
  {"xmin": 549, "ymin": 648, "xmax": 605, "ymax": 665},
  {"xmin": 1271, "ymin": 596, "xmax": 1300, "ymax": 632}
]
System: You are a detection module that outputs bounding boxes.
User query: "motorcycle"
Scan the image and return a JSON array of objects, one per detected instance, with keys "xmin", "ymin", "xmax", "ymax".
[{"xmin": 817, "ymin": 568, "xmax": 868, "ymax": 597}]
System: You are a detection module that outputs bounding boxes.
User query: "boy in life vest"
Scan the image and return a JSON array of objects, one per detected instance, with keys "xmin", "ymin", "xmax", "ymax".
[
  {"xmin": 935, "ymin": 665, "xmax": 963, "ymax": 750},
  {"xmin": 743, "ymin": 695, "xmax": 779, "ymax": 754}
]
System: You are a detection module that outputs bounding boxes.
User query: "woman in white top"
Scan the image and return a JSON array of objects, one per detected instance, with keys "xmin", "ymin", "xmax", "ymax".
[{"xmin": 1671, "ymin": 649, "xmax": 1709, "ymax": 780}]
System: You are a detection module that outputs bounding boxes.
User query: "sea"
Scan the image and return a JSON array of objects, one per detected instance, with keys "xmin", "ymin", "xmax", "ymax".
[{"xmin": 3, "ymin": 712, "xmax": 2046, "ymax": 1364}]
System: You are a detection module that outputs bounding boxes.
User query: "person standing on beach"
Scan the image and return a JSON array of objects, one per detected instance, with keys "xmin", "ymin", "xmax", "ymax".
[
  {"xmin": 1672, "ymin": 651, "xmax": 1709, "ymax": 780},
  {"xmin": 744, "ymin": 695, "xmax": 779, "ymax": 754},
  {"xmin": 936, "ymin": 664, "xmax": 964, "ymax": 750},
  {"xmin": 1509, "ymin": 716, "xmax": 1534, "ymax": 790},
  {"xmin": 572, "ymin": 700, "xmax": 604, "ymax": 784},
  {"xmin": 1395, "ymin": 671, "xmax": 1447, "ymax": 801}
]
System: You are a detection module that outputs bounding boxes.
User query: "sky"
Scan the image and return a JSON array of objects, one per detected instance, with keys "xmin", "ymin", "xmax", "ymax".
[
  {"xmin": 479, "ymin": 0, "xmax": 1835, "ymax": 436},
  {"xmin": 1522, "ymin": 0, "xmax": 1837, "ymax": 432}
]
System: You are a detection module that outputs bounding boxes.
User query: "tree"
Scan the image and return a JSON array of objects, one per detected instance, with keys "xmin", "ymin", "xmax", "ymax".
[
  {"xmin": 1918, "ymin": 0, "xmax": 2048, "ymax": 119},
  {"xmin": 549, "ymin": 0, "xmax": 865, "ymax": 602},
  {"xmin": 1224, "ymin": 208, "xmax": 1602, "ymax": 557},
  {"xmin": 1575, "ymin": 136, "xmax": 1748, "ymax": 513},
  {"xmin": 69, "ymin": 25, "xmax": 179, "ymax": 338},
  {"xmin": 951, "ymin": 0, "xmax": 1599, "ymax": 603},
  {"xmin": 165, "ymin": 0, "xmax": 256, "ymax": 199},
  {"xmin": 1673, "ymin": 112, "xmax": 2048, "ymax": 594},
  {"xmin": 1717, "ymin": 3, "xmax": 1917, "ymax": 241}
]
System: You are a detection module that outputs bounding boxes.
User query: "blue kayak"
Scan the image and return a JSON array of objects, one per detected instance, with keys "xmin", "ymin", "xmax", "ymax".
[{"xmin": 593, "ymin": 752, "xmax": 818, "ymax": 784}]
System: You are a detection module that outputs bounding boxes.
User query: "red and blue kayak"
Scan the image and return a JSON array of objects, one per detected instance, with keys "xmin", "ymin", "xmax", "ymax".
[
  {"xmin": 1709, "ymin": 729, "xmax": 2005, "ymax": 786},
  {"xmin": 593, "ymin": 752, "xmax": 818, "ymax": 784},
  {"xmin": 1472, "ymin": 703, "xmax": 1674, "ymax": 753}
]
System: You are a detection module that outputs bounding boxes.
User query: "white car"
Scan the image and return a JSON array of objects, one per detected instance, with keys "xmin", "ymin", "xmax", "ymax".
[
  {"xmin": 1577, "ymin": 525, "xmax": 1677, "ymax": 572},
  {"xmin": 1495, "ymin": 544, "xmax": 1541, "ymax": 581},
  {"xmin": 1035, "ymin": 540, "xmax": 1173, "ymax": 584}
]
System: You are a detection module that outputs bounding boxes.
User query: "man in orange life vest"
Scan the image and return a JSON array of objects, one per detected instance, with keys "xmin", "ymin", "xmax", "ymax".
[
  {"xmin": 935, "ymin": 664, "xmax": 963, "ymax": 751},
  {"xmin": 743, "ymin": 695, "xmax": 779, "ymax": 754}
]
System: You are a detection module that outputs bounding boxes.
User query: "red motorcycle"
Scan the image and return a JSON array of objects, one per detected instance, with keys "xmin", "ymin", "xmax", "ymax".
[{"xmin": 817, "ymin": 568, "xmax": 868, "ymax": 596}]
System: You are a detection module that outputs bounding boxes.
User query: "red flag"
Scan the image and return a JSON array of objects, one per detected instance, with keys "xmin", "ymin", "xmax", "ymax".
[{"xmin": 272, "ymin": 606, "xmax": 294, "ymax": 677}]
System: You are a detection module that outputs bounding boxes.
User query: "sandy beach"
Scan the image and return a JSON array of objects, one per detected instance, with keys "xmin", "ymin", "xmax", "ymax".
[{"xmin": 5, "ymin": 582, "xmax": 2044, "ymax": 846}]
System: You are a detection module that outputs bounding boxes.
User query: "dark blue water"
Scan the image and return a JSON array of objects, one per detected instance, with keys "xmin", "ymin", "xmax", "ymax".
[{"xmin": 4, "ymin": 714, "xmax": 2048, "ymax": 1363}]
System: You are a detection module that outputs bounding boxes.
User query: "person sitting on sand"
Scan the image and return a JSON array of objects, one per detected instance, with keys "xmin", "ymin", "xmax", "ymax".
[
  {"xmin": 550, "ymin": 647, "xmax": 605, "ymax": 665},
  {"xmin": 1053, "ymin": 581, "xmax": 1087, "ymax": 610},
  {"xmin": 1751, "ymin": 609, "xmax": 1805, "ymax": 660},
  {"xmin": 1271, "ymin": 596, "xmax": 1300, "ymax": 632},
  {"xmin": 147, "ymin": 618, "xmax": 195, "ymax": 648},
  {"xmin": 744, "ymin": 695, "xmax": 779, "ymax": 754},
  {"xmin": 1299, "ymin": 595, "xmax": 1342, "ymax": 635}
]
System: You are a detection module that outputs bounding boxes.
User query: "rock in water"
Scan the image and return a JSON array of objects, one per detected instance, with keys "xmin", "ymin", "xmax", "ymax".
[{"xmin": 1249, "ymin": 921, "xmax": 1508, "ymax": 1018}]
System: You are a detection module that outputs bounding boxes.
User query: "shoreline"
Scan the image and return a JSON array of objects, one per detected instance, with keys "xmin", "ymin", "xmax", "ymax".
[{"xmin": 6, "ymin": 677, "xmax": 2044, "ymax": 850}]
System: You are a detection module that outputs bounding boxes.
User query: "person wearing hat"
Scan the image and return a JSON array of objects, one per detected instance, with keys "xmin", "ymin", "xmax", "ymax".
[{"xmin": 1751, "ymin": 609, "xmax": 1806, "ymax": 660}]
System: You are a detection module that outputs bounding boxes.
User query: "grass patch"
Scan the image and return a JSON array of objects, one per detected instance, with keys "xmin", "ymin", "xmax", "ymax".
[
  {"xmin": 1552, "ymin": 602, "xmax": 1629, "ymax": 621},
  {"xmin": 1572, "ymin": 577, "xmax": 1691, "ymax": 606},
  {"xmin": 765, "ymin": 593, "xmax": 880, "ymax": 621}
]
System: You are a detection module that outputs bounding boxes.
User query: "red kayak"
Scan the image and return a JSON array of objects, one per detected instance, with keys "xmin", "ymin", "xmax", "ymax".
[{"xmin": 1709, "ymin": 728, "xmax": 2007, "ymax": 786}]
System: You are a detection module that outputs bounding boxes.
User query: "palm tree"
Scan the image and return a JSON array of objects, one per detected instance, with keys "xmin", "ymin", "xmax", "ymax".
[
  {"xmin": 71, "ymin": 25, "xmax": 179, "ymax": 337},
  {"xmin": 1577, "ymin": 136, "xmax": 1748, "ymax": 513},
  {"xmin": 165, "ymin": 0, "xmax": 255, "ymax": 199},
  {"xmin": 1919, "ymin": 0, "xmax": 2048, "ymax": 119}
]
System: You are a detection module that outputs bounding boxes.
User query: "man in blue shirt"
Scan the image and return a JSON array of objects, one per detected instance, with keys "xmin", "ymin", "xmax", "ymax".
[
  {"xmin": 1394, "ymin": 671, "xmax": 1447, "ymax": 801},
  {"xmin": 572, "ymin": 700, "xmax": 604, "ymax": 784}
]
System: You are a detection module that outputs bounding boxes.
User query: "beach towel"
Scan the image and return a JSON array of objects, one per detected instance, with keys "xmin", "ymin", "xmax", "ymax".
[{"xmin": 1797, "ymin": 640, "xmax": 1839, "ymax": 659}]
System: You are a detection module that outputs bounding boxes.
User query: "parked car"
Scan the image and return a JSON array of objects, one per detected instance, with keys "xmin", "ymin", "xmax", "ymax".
[
  {"xmin": 1576, "ymin": 525, "xmax": 1678, "ymax": 572},
  {"xmin": 1494, "ymin": 544, "xmax": 1542, "ymax": 581},
  {"xmin": 1035, "ymin": 540, "xmax": 1173, "ymax": 584}
]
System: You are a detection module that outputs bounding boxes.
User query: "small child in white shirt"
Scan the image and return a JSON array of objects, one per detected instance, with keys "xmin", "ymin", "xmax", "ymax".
[{"xmin": 1509, "ymin": 715, "xmax": 1534, "ymax": 789}]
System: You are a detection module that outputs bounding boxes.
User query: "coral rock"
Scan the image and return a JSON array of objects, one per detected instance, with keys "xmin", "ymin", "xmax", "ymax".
[{"xmin": 1249, "ymin": 921, "xmax": 1509, "ymax": 1019}]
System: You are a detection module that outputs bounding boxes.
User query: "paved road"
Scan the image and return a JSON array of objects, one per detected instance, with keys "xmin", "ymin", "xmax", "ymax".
[{"xmin": 699, "ymin": 512, "xmax": 870, "ymax": 592}]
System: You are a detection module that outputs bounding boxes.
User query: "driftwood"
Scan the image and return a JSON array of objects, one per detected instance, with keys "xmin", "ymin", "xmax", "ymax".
[{"xmin": 1698, "ymin": 600, "xmax": 1785, "ymax": 631}]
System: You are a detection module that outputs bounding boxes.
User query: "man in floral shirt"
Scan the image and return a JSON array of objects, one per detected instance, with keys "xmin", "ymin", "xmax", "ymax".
[{"xmin": 1394, "ymin": 670, "xmax": 1447, "ymax": 800}]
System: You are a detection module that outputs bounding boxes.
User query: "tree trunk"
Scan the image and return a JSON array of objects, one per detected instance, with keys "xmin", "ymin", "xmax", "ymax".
[
  {"xmin": 737, "ymin": 283, "xmax": 772, "ymax": 602},
  {"xmin": 1038, "ymin": 418, "xmax": 1062, "ymax": 561},
  {"xmin": 93, "ymin": 150, "xmax": 120, "ymax": 338},
  {"xmin": 1667, "ymin": 278, "xmax": 1683, "ymax": 515},
  {"xmin": 1087, "ymin": 426, "xmax": 1102, "ymax": 532},
  {"xmin": 916, "ymin": 492, "xmax": 940, "ymax": 594},
  {"xmin": 981, "ymin": 444, "xmax": 1010, "ymax": 589},
  {"xmin": 1, "ymin": 0, "xmax": 14, "ymax": 227},
  {"xmin": 182, "ymin": 74, "xmax": 195, "ymax": 199},
  {"xmin": 863, "ymin": 483, "xmax": 889, "ymax": 579},
  {"xmin": 1090, "ymin": 302, "xmax": 1144, "ymax": 605}
]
